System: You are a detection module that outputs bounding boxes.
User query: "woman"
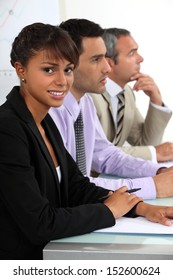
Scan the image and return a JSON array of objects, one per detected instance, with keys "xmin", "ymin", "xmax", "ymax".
[{"xmin": 0, "ymin": 23, "xmax": 172, "ymax": 260}]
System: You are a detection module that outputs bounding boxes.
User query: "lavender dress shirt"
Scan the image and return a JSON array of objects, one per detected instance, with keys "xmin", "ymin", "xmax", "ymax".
[{"xmin": 49, "ymin": 92, "xmax": 163, "ymax": 199}]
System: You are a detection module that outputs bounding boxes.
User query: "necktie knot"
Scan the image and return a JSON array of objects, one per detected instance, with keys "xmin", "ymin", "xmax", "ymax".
[{"xmin": 117, "ymin": 90, "xmax": 125, "ymax": 104}]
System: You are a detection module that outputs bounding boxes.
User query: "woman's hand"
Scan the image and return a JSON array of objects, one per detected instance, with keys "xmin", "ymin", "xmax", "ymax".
[{"xmin": 103, "ymin": 186, "xmax": 142, "ymax": 219}]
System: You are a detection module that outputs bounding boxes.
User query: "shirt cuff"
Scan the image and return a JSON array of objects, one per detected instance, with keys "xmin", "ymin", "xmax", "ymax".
[
  {"xmin": 150, "ymin": 101, "xmax": 172, "ymax": 113},
  {"xmin": 148, "ymin": 146, "xmax": 157, "ymax": 163}
]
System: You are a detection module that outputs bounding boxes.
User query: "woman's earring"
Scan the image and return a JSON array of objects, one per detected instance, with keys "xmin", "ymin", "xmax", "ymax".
[{"xmin": 21, "ymin": 78, "xmax": 26, "ymax": 83}]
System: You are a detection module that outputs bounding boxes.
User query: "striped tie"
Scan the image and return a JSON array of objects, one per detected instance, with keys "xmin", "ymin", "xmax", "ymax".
[
  {"xmin": 115, "ymin": 91, "xmax": 125, "ymax": 145},
  {"xmin": 74, "ymin": 111, "xmax": 87, "ymax": 175}
]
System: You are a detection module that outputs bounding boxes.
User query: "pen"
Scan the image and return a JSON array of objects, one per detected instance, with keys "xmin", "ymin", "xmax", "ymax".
[
  {"xmin": 98, "ymin": 194, "xmax": 110, "ymax": 201},
  {"xmin": 126, "ymin": 188, "xmax": 141, "ymax": 193},
  {"xmin": 99, "ymin": 188, "xmax": 141, "ymax": 201}
]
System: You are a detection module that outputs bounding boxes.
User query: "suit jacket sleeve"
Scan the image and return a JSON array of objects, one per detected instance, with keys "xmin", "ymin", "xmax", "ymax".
[
  {"xmin": 126, "ymin": 93, "xmax": 172, "ymax": 147},
  {"xmin": 118, "ymin": 145, "xmax": 152, "ymax": 160}
]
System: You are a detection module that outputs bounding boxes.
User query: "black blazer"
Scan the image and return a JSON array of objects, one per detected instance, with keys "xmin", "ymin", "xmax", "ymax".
[{"xmin": 0, "ymin": 87, "xmax": 115, "ymax": 260}]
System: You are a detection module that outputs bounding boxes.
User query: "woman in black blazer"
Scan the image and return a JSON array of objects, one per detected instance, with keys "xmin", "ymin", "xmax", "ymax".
[{"xmin": 0, "ymin": 22, "xmax": 172, "ymax": 260}]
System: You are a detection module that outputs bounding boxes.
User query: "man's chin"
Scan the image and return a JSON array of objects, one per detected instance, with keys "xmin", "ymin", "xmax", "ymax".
[
  {"xmin": 98, "ymin": 86, "xmax": 106, "ymax": 94},
  {"xmin": 88, "ymin": 86, "xmax": 106, "ymax": 95}
]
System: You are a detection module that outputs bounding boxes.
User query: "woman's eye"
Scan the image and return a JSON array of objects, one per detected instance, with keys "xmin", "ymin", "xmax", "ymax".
[
  {"xmin": 65, "ymin": 67, "xmax": 74, "ymax": 74},
  {"xmin": 44, "ymin": 68, "xmax": 53, "ymax": 74}
]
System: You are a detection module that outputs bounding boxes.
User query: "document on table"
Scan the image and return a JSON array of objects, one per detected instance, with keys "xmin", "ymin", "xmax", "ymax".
[{"xmin": 95, "ymin": 216, "xmax": 173, "ymax": 235}]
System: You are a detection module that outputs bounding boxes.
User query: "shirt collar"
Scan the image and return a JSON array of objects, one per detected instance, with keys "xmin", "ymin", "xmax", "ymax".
[
  {"xmin": 106, "ymin": 78, "xmax": 123, "ymax": 98},
  {"xmin": 63, "ymin": 91, "xmax": 83, "ymax": 121}
]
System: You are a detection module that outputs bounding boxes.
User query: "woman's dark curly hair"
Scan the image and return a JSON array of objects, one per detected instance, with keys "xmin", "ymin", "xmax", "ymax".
[{"xmin": 10, "ymin": 22, "xmax": 79, "ymax": 68}]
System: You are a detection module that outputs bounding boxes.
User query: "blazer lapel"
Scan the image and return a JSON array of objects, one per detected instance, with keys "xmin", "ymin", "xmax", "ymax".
[
  {"xmin": 102, "ymin": 91, "xmax": 116, "ymax": 138},
  {"xmin": 120, "ymin": 86, "xmax": 133, "ymax": 143},
  {"xmin": 6, "ymin": 87, "xmax": 62, "ymax": 201},
  {"xmin": 102, "ymin": 91, "xmax": 113, "ymax": 114}
]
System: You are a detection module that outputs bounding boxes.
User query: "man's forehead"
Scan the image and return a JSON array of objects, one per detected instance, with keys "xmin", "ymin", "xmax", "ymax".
[
  {"xmin": 117, "ymin": 35, "xmax": 138, "ymax": 50},
  {"xmin": 81, "ymin": 36, "xmax": 106, "ymax": 55}
]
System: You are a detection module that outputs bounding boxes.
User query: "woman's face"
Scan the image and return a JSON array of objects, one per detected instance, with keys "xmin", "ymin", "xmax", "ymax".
[{"xmin": 17, "ymin": 50, "xmax": 75, "ymax": 113}]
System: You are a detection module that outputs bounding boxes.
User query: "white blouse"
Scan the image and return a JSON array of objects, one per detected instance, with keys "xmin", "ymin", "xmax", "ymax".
[{"xmin": 56, "ymin": 166, "xmax": 61, "ymax": 183}]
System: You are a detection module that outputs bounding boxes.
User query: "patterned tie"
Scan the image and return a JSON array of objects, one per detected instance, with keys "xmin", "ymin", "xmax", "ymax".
[
  {"xmin": 74, "ymin": 111, "xmax": 87, "ymax": 175},
  {"xmin": 115, "ymin": 91, "xmax": 125, "ymax": 145}
]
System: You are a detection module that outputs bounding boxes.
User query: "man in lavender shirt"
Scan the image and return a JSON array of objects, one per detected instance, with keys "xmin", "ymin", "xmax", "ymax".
[{"xmin": 49, "ymin": 18, "xmax": 173, "ymax": 200}]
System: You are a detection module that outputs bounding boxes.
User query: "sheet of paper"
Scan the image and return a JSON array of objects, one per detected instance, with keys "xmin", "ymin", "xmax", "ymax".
[{"xmin": 95, "ymin": 216, "xmax": 173, "ymax": 235}]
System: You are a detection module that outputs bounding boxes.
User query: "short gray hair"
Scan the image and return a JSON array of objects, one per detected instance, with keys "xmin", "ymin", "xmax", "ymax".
[{"xmin": 102, "ymin": 28, "xmax": 130, "ymax": 64}]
